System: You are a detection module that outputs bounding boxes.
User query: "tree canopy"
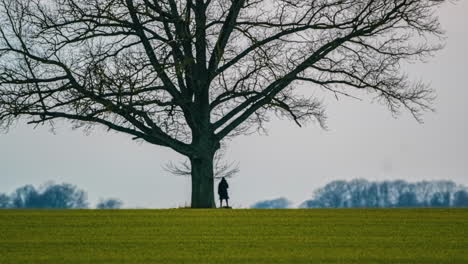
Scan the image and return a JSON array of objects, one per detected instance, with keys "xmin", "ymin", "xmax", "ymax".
[{"xmin": 0, "ymin": 0, "xmax": 448, "ymax": 207}]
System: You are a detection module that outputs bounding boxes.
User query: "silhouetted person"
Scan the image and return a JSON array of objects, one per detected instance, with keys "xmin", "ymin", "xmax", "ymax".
[{"xmin": 218, "ymin": 177, "xmax": 229, "ymax": 208}]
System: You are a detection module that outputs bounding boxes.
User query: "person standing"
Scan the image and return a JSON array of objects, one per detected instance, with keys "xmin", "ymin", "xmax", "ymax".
[{"xmin": 218, "ymin": 177, "xmax": 229, "ymax": 208}]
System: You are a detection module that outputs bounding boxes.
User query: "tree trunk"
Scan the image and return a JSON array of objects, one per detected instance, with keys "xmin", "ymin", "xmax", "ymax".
[{"xmin": 190, "ymin": 155, "xmax": 216, "ymax": 208}]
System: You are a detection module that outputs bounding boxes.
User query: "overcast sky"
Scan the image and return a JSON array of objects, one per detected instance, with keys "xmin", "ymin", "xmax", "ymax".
[{"xmin": 1, "ymin": 1, "xmax": 467, "ymax": 208}]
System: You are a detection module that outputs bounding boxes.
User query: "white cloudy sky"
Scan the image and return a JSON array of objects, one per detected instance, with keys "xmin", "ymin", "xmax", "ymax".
[{"xmin": 1, "ymin": 1, "xmax": 467, "ymax": 208}]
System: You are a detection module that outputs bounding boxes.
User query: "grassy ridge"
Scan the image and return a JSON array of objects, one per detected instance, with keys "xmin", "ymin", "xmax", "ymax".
[{"xmin": 0, "ymin": 209, "xmax": 467, "ymax": 263}]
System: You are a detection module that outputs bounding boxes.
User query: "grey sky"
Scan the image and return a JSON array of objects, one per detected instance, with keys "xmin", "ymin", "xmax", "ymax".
[{"xmin": 1, "ymin": 1, "xmax": 467, "ymax": 208}]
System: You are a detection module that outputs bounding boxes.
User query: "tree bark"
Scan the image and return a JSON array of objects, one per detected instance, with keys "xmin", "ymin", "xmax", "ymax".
[{"xmin": 190, "ymin": 154, "xmax": 216, "ymax": 208}]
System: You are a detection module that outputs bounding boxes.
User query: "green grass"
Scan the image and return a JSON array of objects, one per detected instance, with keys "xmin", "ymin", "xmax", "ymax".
[{"xmin": 0, "ymin": 209, "xmax": 467, "ymax": 263}]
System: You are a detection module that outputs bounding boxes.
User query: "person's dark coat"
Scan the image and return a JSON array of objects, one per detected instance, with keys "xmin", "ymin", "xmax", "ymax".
[{"xmin": 218, "ymin": 178, "xmax": 229, "ymax": 200}]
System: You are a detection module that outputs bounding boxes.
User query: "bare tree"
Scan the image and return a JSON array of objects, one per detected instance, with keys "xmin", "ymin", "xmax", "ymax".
[
  {"xmin": 0, "ymin": 0, "xmax": 448, "ymax": 207},
  {"xmin": 164, "ymin": 148, "xmax": 239, "ymax": 179}
]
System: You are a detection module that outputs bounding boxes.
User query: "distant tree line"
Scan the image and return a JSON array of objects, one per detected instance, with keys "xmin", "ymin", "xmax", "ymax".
[
  {"xmin": 251, "ymin": 180, "xmax": 468, "ymax": 209},
  {"xmin": 96, "ymin": 198, "xmax": 124, "ymax": 209},
  {"xmin": 301, "ymin": 179, "xmax": 468, "ymax": 208},
  {"xmin": 4, "ymin": 180, "xmax": 467, "ymax": 209},
  {"xmin": 0, "ymin": 182, "xmax": 123, "ymax": 209},
  {"xmin": 251, "ymin": 198, "xmax": 291, "ymax": 209}
]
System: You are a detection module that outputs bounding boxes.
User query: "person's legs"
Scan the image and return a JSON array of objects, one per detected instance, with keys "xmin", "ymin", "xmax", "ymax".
[
  {"xmin": 220, "ymin": 199, "xmax": 223, "ymax": 207},
  {"xmin": 226, "ymin": 199, "xmax": 229, "ymax": 207}
]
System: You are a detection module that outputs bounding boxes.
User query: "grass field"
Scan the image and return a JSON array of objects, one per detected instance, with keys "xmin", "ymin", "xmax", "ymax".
[{"xmin": 0, "ymin": 209, "xmax": 467, "ymax": 263}]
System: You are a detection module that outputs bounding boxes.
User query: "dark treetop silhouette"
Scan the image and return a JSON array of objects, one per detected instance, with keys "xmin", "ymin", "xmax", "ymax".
[{"xmin": 0, "ymin": 0, "xmax": 447, "ymax": 208}]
